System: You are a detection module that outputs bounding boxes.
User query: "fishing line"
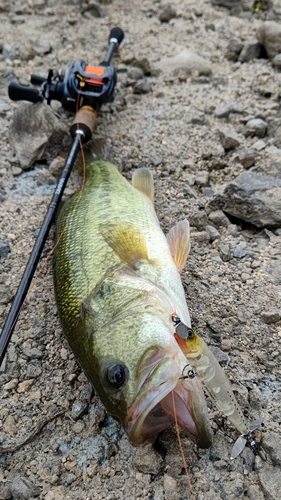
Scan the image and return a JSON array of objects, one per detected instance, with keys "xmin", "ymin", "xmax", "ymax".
[{"xmin": 172, "ymin": 390, "xmax": 197, "ymax": 500}]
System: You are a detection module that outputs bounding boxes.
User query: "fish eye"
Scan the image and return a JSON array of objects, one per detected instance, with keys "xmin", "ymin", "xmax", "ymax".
[{"xmin": 107, "ymin": 363, "xmax": 128, "ymax": 388}]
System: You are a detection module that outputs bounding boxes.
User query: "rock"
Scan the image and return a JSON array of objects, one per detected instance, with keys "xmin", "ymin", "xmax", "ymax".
[
  {"xmin": 210, "ymin": 0, "xmax": 252, "ymax": 9},
  {"xmin": 260, "ymin": 309, "xmax": 281, "ymax": 324},
  {"xmin": 208, "ymin": 209, "xmax": 230, "ymax": 227},
  {"xmin": 238, "ymin": 39, "xmax": 262, "ymax": 63},
  {"xmin": 0, "ymin": 285, "xmax": 13, "ymax": 305},
  {"xmin": 133, "ymin": 57, "xmax": 151, "ymax": 75},
  {"xmin": 272, "ymin": 53, "xmax": 281, "ymax": 69},
  {"xmin": 214, "ymin": 103, "xmax": 237, "ymax": 119},
  {"xmin": 258, "ymin": 461, "xmax": 281, "ymax": 500},
  {"xmin": 163, "ymin": 474, "xmax": 178, "ymax": 500},
  {"xmin": 83, "ymin": 1, "xmax": 105, "ymax": 18},
  {"xmin": 238, "ymin": 149, "xmax": 256, "ymax": 168},
  {"xmin": 257, "ymin": 21, "xmax": 281, "ymax": 59},
  {"xmin": 133, "ymin": 79, "xmax": 151, "ymax": 94},
  {"xmin": 3, "ymin": 415, "xmax": 17, "ymax": 437},
  {"xmin": 208, "ymin": 171, "xmax": 281, "ymax": 228},
  {"xmin": 0, "ymin": 240, "xmax": 11, "ymax": 257},
  {"xmin": 262, "ymin": 433, "xmax": 281, "ymax": 465},
  {"xmin": 0, "ymin": 483, "xmax": 12, "ymax": 500},
  {"xmin": 17, "ymin": 379, "xmax": 35, "ymax": 392},
  {"xmin": 0, "ymin": 99, "xmax": 10, "ymax": 113},
  {"xmin": 10, "ymin": 476, "xmax": 40, "ymax": 499},
  {"xmin": 218, "ymin": 127, "xmax": 241, "ymax": 150},
  {"xmin": 244, "ymin": 119, "xmax": 267, "ymax": 138},
  {"xmin": 71, "ymin": 399, "xmax": 88, "ymax": 420},
  {"xmin": 158, "ymin": 4, "xmax": 177, "ymax": 22},
  {"xmin": 127, "ymin": 67, "xmax": 144, "ymax": 81},
  {"xmin": 9, "ymin": 102, "xmax": 69, "ymax": 170},
  {"xmin": 21, "ymin": 347, "xmax": 43, "ymax": 359},
  {"xmin": 45, "ymin": 486, "xmax": 67, "ymax": 500},
  {"xmin": 3, "ymin": 378, "xmax": 18, "ymax": 390},
  {"xmin": 154, "ymin": 47, "xmax": 212, "ymax": 77},
  {"xmin": 132, "ymin": 443, "xmax": 163, "ymax": 474},
  {"xmin": 189, "ymin": 210, "xmax": 208, "ymax": 230},
  {"xmin": 206, "ymin": 225, "xmax": 221, "ymax": 241},
  {"xmin": 209, "ymin": 345, "xmax": 229, "ymax": 363},
  {"xmin": 226, "ymin": 38, "xmax": 244, "ymax": 56},
  {"xmin": 233, "ymin": 246, "xmax": 247, "ymax": 258},
  {"xmin": 252, "ymin": 139, "xmax": 266, "ymax": 151},
  {"xmin": 218, "ymin": 243, "xmax": 232, "ymax": 261},
  {"xmin": 31, "ymin": 36, "xmax": 51, "ymax": 56}
]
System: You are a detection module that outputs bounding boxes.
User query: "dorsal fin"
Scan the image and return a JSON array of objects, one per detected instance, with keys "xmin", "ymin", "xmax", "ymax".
[
  {"xmin": 100, "ymin": 222, "xmax": 149, "ymax": 268},
  {"xmin": 166, "ymin": 219, "xmax": 191, "ymax": 272},
  {"xmin": 132, "ymin": 168, "xmax": 154, "ymax": 204}
]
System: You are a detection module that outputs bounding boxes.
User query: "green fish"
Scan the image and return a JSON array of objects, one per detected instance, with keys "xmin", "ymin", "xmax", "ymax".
[{"xmin": 53, "ymin": 156, "xmax": 213, "ymax": 447}]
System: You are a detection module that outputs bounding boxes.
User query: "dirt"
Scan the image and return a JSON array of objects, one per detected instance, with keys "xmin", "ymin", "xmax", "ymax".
[{"xmin": 0, "ymin": 1, "xmax": 281, "ymax": 499}]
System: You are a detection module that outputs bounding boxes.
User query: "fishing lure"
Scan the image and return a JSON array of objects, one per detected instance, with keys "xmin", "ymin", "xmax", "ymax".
[{"xmin": 171, "ymin": 313, "xmax": 265, "ymax": 459}]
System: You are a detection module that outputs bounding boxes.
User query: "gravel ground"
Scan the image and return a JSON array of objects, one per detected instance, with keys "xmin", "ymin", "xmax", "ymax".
[{"xmin": 0, "ymin": 1, "xmax": 281, "ymax": 499}]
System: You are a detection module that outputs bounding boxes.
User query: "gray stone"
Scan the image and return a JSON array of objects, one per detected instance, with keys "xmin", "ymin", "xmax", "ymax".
[
  {"xmin": 244, "ymin": 118, "xmax": 267, "ymax": 138},
  {"xmin": 0, "ymin": 99, "xmax": 10, "ymax": 113},
  {"xmin": 190, "ymin": 210, "xmax": 208, "ymax": 230},
  {"xmin": 208, "ymin": 209, "xmax": 229, "ymax": 227},
  {"xmin": 238, "ymin": 40, "xmax": 262, "ymax": 63},
  {"xmin": 262, "ymin": 433, "xmax": 281, "ymax": 465},
  {"xmin": 258, "ymin": 462, "xmax": 281, "ymax": 500},
  {"xmin": 238, "ymin": 150, "xmax": 256, "ymax": 168},
  {"xmin": 227, "ymin": 38, "xmax": 244, "ymax": 55},
  {"xmin": 133, "ymin": 79, "xmax": 151, "ymax": 94},
  {"xmin": 233, "ymin": 246, "xmax": 247, "ymax": 258},
  {"xmin": 257, "ymin": 21, "xmax": 281, "ymax": 59},
  {"xmin": 218, "ymin": 243, "xmax": 232, "ymax": 261},
  {"xmin": 260, "ymin": 309, "xmax": 281, "ymax": 324},
  {"xmin": 127, "ymin": 67, "xmax": 144, "ymax": 81},
  {"xmin": 83, "ymin": 1, "xmax": 105, "ymax": 17},
  {"xmin": 0, "ymin": 285, "xmax": 13, "ymax": 305},
  {"xmin": 154, "ymin": 47, "xmax": 212, "ymax": 77},
  {"xmin": 206, "ymin": 225, "xmax": 221, "ymax": 241},
  {"xmin": 10, "ymin": 476, "xmax": 40, "ymax": 499},
  {"xmin": 218, "ymin": 127, "xmax": 241, "ymax": 150},
  {"xmin": 0, "ymin": 240, "xmax": 11, "ymax": 257},
  {"xmin": 31, "ymin": 36, "xmax": 51, "ymax": 56},
  {"xmin": 132, "ymin": 443, "xmax": 163, "ymax": 474},
  {"xmin": 71, "ymin": 399, "xmax": 88, "ymax": 420},
  {"xmin": 21, "ymin": 347, "xmax": 44, "ymax": 359},
  {"xmin": 211, "ymin": 0, "xmax": 252, "ymax": 8},
  {"xmin": 0, "ymin": 484, "xmax": 12, "ymax": 499},
  {"xmin": 208, "ymin": 171, "xmax": 281, "ymax": 228},
  {"xmin": 214, "ymin": 103, "xmax": 236, "ymax": 119},
  {"xmin": 252, "ymin": 139, "xmax": 266, "ymax": 151},
  {"xmin": 272, "ymin": 53, "xmax": 281, "ymax": 69},
  {"xmin": 9, "ymin": 102, "xmax": 69, "ymax": 170},
  {"xmin": 159, "ymin": 4, "xmax": 177, "ymax": 22}
]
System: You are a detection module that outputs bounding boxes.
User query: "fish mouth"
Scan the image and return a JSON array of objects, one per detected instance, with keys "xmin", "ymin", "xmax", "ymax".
[{"xmin": 126, "ymin": 353, "xmax": 213, "ymax": 448}]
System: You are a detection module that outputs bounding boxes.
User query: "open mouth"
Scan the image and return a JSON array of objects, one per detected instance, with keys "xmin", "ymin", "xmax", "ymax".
[{"xmin": 126, "ymin": 355, "xmax": 213, "ymax": 448}]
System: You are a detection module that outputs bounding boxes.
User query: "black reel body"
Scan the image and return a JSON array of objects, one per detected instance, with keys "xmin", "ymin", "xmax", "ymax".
[{"xmin": 9, "ymin": 60, "xmax": 117, "ymax": 113}]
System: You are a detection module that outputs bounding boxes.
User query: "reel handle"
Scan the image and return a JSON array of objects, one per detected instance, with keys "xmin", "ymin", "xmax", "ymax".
[{"xmin": 8, "ymin": 82, "xmax": 43, "ymax": 103}]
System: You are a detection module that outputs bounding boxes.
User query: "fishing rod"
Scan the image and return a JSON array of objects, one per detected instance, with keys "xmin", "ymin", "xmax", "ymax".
[{"xmin": 0, "ymin": 27, "xmax": 124, "ymax": 368}]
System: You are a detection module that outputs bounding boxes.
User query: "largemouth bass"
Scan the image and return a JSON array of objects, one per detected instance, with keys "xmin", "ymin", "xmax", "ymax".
[{"xmin": 53, "ymin": 157, "xmax": 248, "ymax": 447}]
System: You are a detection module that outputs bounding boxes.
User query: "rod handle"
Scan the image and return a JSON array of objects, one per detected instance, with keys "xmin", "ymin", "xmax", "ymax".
[{"xmin": 70, "ymin": 106, "xmax": 98, "ymax": 142}]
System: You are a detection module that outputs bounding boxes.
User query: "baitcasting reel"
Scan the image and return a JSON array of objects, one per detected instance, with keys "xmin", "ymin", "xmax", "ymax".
[{"xmin": 8, "ymin": 27, "xmax": 124, "ymax": 114}]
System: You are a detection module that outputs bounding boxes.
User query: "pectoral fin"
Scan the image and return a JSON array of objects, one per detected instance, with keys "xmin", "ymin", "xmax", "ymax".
[
  {"xmin": 100, "ymin": 222, "xmax": 149, "ymax": 268},
  {"xmin": 132, "ymin": 168, "xmax": 154, "ymax": 204},
  {"xmin": 166, "ymin": 219, "xmax": 190, "ymax": 272}
]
